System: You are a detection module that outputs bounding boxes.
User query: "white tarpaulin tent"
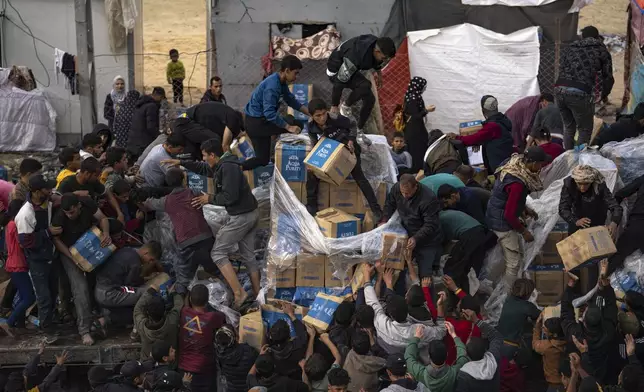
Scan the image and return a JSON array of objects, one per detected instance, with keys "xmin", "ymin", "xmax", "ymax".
[
  {"xmin": 461, "ymin": 0, "xmax": 592, "ymax": 13},
  {"xmin": 407, "ymin": 24, "xmax": 541, "ymax": 134}
]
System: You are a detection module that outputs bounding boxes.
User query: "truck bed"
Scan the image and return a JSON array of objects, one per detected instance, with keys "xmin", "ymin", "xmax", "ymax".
[{"xmin": 0, "ymin": 326, "xmax": 141, "ymax": 367}]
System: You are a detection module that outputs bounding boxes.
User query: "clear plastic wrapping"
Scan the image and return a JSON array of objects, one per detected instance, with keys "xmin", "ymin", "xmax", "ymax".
[
  {"xmin": 143, "ymin": 212, "xmax": 182, "ymax": 270},
  {"xmin": 189, "ymin": 279, "xmax": 240, "ymax": 327},
  {"xmin": 600, "ymin": 134, "xmax": 644, "ymax": 186}
]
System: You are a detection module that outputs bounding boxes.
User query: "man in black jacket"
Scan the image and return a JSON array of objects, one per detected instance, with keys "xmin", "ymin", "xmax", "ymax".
[
  {"xmin": 606, "ymin": 172, "xmax": 644, "ymax": 275},
  {"xmin": 215, "ymin": 324, "xmax": 258, "ymax": 392},
  {"xmin": 592, "ymin": 103, "xmax": 644, "ymax": 148},
  {"xmin": 94, "ymin": 241, "xmax": 163, "ymax": 318},
  {"xmin": 128, "ymin": 87, "xmax": 166, "ymax": 159},
  {"xmin": 555, "ymin": 26, "xmax": 614, "ymax": 150},
  {"xmin": 305, "ymin": 99, "xmax": 382, "ymax": 221},
  {"xmin": 164, "ymin": 136, "xmax": 259, "ymax": 310},
  {"xmin": 380, "ymin": 174, "xmax": 443, "ymax": 286},
  {"xmin": 175, "ymin": 101, "xmax": 244, "ymax": 158},
  {"xmin": 200, "ymin": 76, "xmax": 227, "ymax": 104},
  {"xmin": 327, "ymin": 34, "xmax": 396, "ymax": 133}
]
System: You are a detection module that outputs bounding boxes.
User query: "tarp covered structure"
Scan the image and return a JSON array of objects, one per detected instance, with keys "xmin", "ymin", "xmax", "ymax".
[
  {"xmin": 382, "ymin": 0, "xmax": 579, "ymax": 46},
  {"xmin": 461, "ymin": 0, "xmax": 592, "ymax": 13},
  {"xmin": 407, "ymin": 24, "xmax": 541, "ymax": 133}
]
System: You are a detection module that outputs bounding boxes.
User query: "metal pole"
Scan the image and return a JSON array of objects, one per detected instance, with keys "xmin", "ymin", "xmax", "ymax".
[{"xmin": 74, "ymin": 0, "xmax": 96, "ymax": 136}]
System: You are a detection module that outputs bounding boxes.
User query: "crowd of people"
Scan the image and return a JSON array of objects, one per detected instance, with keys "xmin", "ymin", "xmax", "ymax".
[{"xmin": 0, "ymin": 25, "xmax": 642, "ymax": 392}]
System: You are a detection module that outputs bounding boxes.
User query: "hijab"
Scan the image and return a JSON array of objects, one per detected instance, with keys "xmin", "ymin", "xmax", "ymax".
[
  {"xmin": 110, "ymin": 75, "xmax": 126, "ymax": 107},
  {"xmin": 404, "ymin": 77, "xmax": 427, "ymax": 112}
]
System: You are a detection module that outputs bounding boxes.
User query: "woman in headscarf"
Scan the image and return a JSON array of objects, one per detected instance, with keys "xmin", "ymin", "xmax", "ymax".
[
  {"xmin": 559, "ymin": 164, "xmax": 622, "ymax": 288},
  {"xmin": 402, "ymin": 77, "xmax": 435, "ymax": 172},
  {"xmin": 104, "ymin": 76, "xmax": 126, "ymax": 130},
  {"xmin": 113, "ymin": 90, "xmax": 141, "ymax": 148}
]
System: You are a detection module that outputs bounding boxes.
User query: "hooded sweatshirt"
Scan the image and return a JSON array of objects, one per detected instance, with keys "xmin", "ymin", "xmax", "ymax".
[
  {"xmin": 129, "ymin": 95, "xmax": 161, "ymax": 152},
  {"xmin": 133, "ymin": 288, "xmax": 184, "ymax": 361},
  {"xmin": 380, "ymin": 378, "xmax": 429, "ymax": 392},
  {"xmin": 532, "ymin": 322, "xmax": 566, "ymax": 385},
  {"xmin": 405, "ymin": 336, "xmax": 469, "ymax": 392},
  {"xmin": 343, "ymin": 349, "xmax": 386, "ymax": 392},
  {"xmin": 455, "ymin": 320, "xmax": 503, "ymax": 392},
  {"xmin": 267, "ymin": 319, "xmax": 308, "ymax": 381},
  {"xmin": 364, "ymin": 284, "xmax": 446, "ymax": 355}
]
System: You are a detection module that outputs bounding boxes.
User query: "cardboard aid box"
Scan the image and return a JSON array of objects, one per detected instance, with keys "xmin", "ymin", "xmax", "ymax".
[
  {"xmin": 231, "ymin": 135, "xmax": 255, "ymax": 161},
  {"xmin": 305, "ymin": 137, "xmax": 357, "ymax": 186},
  {"xmin": 287, "ymin": 181, "xmax": 306, "ymax": 203},
  {"xmin": 459, "ymin": 120, "xmax": 483, "ymax": 135},
  {"xmin": 325, "ymin": 259, "xmax": 353, "ymax": 288},
  {"xmin": 187, "ymin": 171, "xmax": 216, "ymax": 196},
  {"xmin": 316, "ymin": 208, "xmax": 362, "ymax": 238},
  {"xmin": 275, "ymin": 141, "xmax": 309, "ymax": 183},
  {"xmin": 541, "ymin": 231, "xmax": 567, "ymax": 265},
  {"xmin": 381, "ymin": 229, "xmax": 409, "ymax": 270},
  {"xmin": 287, "ymin": 84, "xmax": 313, "ymax": 121},
  {"xmin": 532, "ymin": 263, "xmax": 565, "ymax": 306},
  {"xmin": 245, "ymin": 163, "xmax": 274, "ymax": 189},
  {"xmin": 267, "ymin": 254, "xmax": 297, "ymax": 288},
  {"xmin": 543, "ymin": 304, "xmax": 582, "ymax": 321},
  {"xmin": 70, "ymin": 227, "xmax": 117, "ymax": 272},
  {"xmin": 145, "ymin": 272, "xmax": 174, "ymax": 299},
  {"xmin": 303, "ymin": 292, "xmax": 344, "ymax": 332},
  {"xmin": 239, "ymin": 311, "xmax": 265, "ymax": 351},
  {"xmin": 296, "ymin": 253, "xmax": 326, "ymax": 287},
  {"xmin": 329, "ymin": 180, "xmax": 362, "ymax": 214},
  {"xmin": 556, "ymin": 226, "xmax": 616, "ymax": 271},
  {"xmin": 262, "ymin": 300, "xmax": 307, "ymax": 337}
]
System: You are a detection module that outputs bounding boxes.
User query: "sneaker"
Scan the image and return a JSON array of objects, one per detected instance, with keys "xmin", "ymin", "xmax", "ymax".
[
  {"xmin": 340, "ymin": 103, "xmax": 355, "ymax": 120},
  {"xmin": 39, "ymin": 327, "xmax": 59, "ymax": 345}
]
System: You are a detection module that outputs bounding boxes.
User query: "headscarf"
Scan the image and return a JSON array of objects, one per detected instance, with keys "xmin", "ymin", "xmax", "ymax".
[
  {"xmin": 571, "ymin": 165, "xmax": 604, "ymax": 185},
  {"xmin": 110, "ymin": 75, "xmax": 126, "ymax": 107},
  {"xmin": 404, "ymin": 77, "xmax": 427, "ymax": 112},
  {"xmin": 496, "ymin": 153, "xmax": 544, "ymax": 193}
]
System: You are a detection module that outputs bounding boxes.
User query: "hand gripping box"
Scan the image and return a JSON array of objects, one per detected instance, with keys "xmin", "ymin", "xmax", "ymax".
[
  {"xmin": 305, "ymin": 137, "xmax": 356, "ymax": 186},
  {"xmin": 302, "ymin": 292, "xmax": 344, "ymax": 332},
  {"xmin": 555, "ymin": 226, "xmax": 616, "ymax": 271},
  {"xmin": 287, "ymin": 84, "xmax": 313, "ymax": 121},
  {"xmin": 231, "ymin": 136, "xmax": 256, "ymax": 161},
  {"xmin": 70, "ymin": 227, "xmax": 117, "ymax": 272}
]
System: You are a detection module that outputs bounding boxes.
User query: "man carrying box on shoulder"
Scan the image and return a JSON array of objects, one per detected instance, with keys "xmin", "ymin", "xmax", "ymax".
[
  {"xmin": 305, "ymin": 98, "xmax": 383, "ymax": 222},
  {"xmin": 162, "ymin": 136, "xmax": 259, "ymax": 311},
  {"xmin": 380, "ymin": 174, "xmax": 443, "ymax": 286},
  {"xmin": 50, "ymin": 193, "xmax": 112, "ymax": 346}
]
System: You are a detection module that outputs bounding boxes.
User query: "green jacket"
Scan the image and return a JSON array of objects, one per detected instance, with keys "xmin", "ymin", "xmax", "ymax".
[
  {"xmin": 166, "ymin": 60, "xmax": 185, "ymax": 80},
  {"xmin": 405, "ymin": 336, "xmax": 469, "ymax": 392}
]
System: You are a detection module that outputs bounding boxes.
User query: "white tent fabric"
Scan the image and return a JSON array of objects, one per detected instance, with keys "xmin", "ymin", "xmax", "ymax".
[
  {"xmin": 407, "ymin": 24, "xmax": 541, "ymax": 134},
  {"xmin": 0, "ymin": 68, "xmax": 56, "ymax": 152},
  {"xmin": 461, "ymin": 0, "xmax": 592, "ymax": 13}
]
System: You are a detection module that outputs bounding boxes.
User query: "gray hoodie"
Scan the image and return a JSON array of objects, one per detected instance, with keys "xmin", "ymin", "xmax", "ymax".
[
  {"xmin": 380, "ymin": 379, "xmax": 429, "ymax": 392},
  {"xmin": 343, "ymin": 350, "xmax": 386, "ymax": 392}
]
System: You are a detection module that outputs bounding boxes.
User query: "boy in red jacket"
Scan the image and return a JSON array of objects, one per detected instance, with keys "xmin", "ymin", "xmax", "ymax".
[{"xmin": 424, "ymin": 275, "xmax": 482, "ymax": 365}]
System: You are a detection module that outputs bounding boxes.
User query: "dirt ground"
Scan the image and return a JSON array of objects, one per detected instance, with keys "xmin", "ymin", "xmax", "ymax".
[
  {"xmin": 141, "ymin": 0, "xmax": 208, "ymax": 106},
  {"xmin": 580, "ymin": 0, "xmax": 629, "ymax": 108}
]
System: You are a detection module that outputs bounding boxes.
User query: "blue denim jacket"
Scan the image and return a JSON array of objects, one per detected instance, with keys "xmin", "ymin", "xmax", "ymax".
[{"xmin": 244, "ymin": 73, "xmax": 302, "ymax": 128}]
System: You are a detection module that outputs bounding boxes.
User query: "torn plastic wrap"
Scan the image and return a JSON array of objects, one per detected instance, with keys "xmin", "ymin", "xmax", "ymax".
[
  {"xmin": 261, "ymin": 133, "xmax": 400, "ymax": 301},
  {"xmin": 612, "ymin": 251, "xmax": 644, "ymax": 295},
  {"xmin": 483, "ymin": 150, "xmax": 621, "ymax": 324},
  {"xmin": 600, "ymin": 134, "xmax": 644, "ymax": 186},
  {"xmin": 189, "ymin": 279, "xmax": 240, "ymax": 327},
  {"xmin": 143, "ymin": 212, "xmax": 182, "ymax": 271}
]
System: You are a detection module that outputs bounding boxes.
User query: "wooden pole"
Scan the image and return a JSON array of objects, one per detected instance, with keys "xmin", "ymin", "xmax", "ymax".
[{"xmin": 74, "ymin": 0, "xmax": 96, "ymax": 136}]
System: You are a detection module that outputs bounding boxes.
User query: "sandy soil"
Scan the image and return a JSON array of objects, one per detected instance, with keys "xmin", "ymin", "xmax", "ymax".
[
  {"xmin": 141, "ymin": 0, "xmax": 207, "ymax": 106},
  {"xmin": 580, "ymin": 0, "xmax": 629, "ymax": 109}
]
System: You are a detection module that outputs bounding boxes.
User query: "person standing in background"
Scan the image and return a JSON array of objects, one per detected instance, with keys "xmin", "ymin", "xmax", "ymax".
[
  {"xmin": 555, "ymin": 25, "xmax": 613, "ymax": 149},
  {"xmin": 402, "ymin": 77, "xmax": 436, "ymax": 172},
  {"xmin": 103, "ymin": 76, "xmax": 126, "ymax": 130},
  {"xmin": 113, "ymin": 90, "xmax": 141, "ymax": 148},
  {"xmin": 166, "ymin": 49, "xmax": 185, "ymax": 106},
  {"xmin": 200, "ymin": 76, "xmax": 227, "ymax": 105},
  {"xmin": 128, "ymin": 87, "xmax": 166, "ymax": 160}
]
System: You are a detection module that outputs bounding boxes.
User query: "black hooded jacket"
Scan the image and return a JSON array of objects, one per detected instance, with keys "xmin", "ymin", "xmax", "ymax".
[
  {"xmin": 327, "ymin": 34, "xmax": 386, "ymax": 83},
  {"xmin": 556, "ymin": 37, "xmax": 614, "ymax": 95},
  {"xmin": 128, "ymin": 95, "xmax": 161, "ymax": 152},
  {"xmin": 93, "ymin": 123, "xmax": 113, "ymax": 153},
  {"xmin": 267, "ymin": 319, "xmax": 308, "ymax": 381},
  {"xmin": 217, "ymin": 343, "xmax": 258, "ymax": 392}
]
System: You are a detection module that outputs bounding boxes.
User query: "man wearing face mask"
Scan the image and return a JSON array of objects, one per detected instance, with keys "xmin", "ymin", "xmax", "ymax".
[{"xmin": 15, "ymin": 174, "xmax": 59, "ymax": 342}]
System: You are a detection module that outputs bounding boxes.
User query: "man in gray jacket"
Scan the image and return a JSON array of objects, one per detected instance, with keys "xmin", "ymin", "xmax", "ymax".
[{"xmin": 361, "ymin": 263, "xmax": 445, "ymax": 355}]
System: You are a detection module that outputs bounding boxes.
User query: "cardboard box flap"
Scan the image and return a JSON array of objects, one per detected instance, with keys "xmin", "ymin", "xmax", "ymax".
[
  {"xmin": 316, "ymin": 208, "xmax": 360, "ymax": 222},
  {"xmin": 556, "ymin": 226, "xmax": 616, "ymax": 271}
]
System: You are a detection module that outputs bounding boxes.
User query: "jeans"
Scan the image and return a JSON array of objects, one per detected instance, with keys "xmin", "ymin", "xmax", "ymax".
[
  {"xmin": 176, "ymin": 237, "xmax": 218, "ymax": 294},
  {"xmin": 306, "ymin": 144, "xmax": 381, "ymax": 214},
  {"xmin": 554, "ymin": 86, "xmax": 594, "ymax": 150},
  {"xmin": 60, "ymin": 254, "xmax": 93, "ymax": 335},
  {"xmin": 8, "ymin": 272, "xmax": 35, "ymax": 327},
  {"xmin": 28, "ymin": 259, "xmax": 57, "ymax": 329},
  {"xmin": 330, "ymin": 72, "xmax": 375, "ymax": 129},
  {"xmin": 242, "ymin": 116, "xmax": 288, "ymax": 170}
]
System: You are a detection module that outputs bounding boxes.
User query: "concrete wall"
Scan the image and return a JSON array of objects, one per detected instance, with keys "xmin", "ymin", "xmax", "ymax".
[
  {"xmin": 212, "ymin": 0, "xmax": 395, "ymax": 109},
  {"xmin": 1, "ymin": 0, "xmax": 130, "ymax": 145}
]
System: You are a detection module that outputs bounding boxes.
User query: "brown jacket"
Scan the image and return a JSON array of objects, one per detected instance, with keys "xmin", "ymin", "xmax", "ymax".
[
  {"xmin": 343, "ymin": 349, "xmax": 386, "ymax": 392},
  {"xmin": 532, "ymin": 322, "xmax": 566, "ymax": 385},
  {"xmin": 425, "ymin": 136, "xmax": 462, "ymax": 175}
]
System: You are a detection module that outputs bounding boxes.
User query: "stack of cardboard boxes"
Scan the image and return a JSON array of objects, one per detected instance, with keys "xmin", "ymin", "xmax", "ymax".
[
  {"xmin": 274, "ymin": 140, "xmax": 311, "ymax": 202},
  {"xmin": 532, "ymin": 225, "xmax": 568, "ymax": 306}
]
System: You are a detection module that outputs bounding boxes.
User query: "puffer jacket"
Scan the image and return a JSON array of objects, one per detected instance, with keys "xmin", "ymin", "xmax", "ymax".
[
  {"xmin": 483, "ymin": 112, "xmax": 514, "ymax": 173},
  {"xmin": 128, "ymin": 95, "xmax": 161, "ymax": 152},
  {"xmin": 556, "ymin": 37, "xmax": 614, "ymax": 95},
  {"xmin": 217, "ymin": 343, "xmax": 258, "ymax": 392},
  {"xmin": 485, "ymin": 173, "xmax": 528, "ymax": 232}
]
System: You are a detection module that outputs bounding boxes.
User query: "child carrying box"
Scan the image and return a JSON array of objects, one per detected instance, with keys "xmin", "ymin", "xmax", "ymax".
[{"xmin": 304, "ymin": 99, "xmax": 382, "ymax": 223}]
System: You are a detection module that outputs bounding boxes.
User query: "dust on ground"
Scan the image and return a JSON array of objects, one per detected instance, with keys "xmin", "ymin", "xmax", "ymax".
[{"xmin": 142, "ymin": 0, "xmax": 208, "ymax": 106}]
